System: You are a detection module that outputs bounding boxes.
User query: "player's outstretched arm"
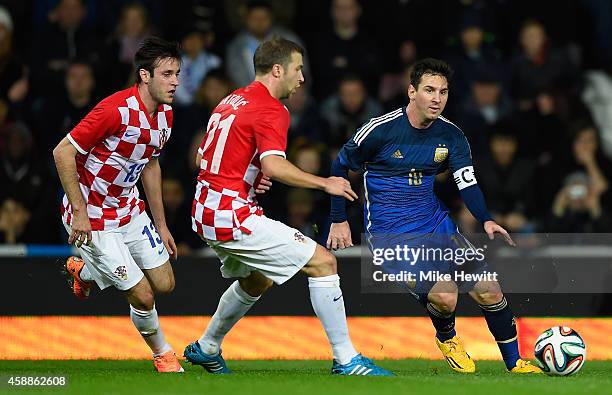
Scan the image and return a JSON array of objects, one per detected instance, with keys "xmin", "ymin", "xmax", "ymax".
[
  {"xmin": 261, "ymin": 155, "xmax": 357, "ymax": 201},
  {"xmin": 327, "ymin": 156, "xmax": 354, "ymax": 250},
  {"xmin": 53, "ymin": 137, "xmax": 91, "ymax": 247},
  {"xmin": 141, "ymin": 158, "xmax": 177, "ymax": 260}
]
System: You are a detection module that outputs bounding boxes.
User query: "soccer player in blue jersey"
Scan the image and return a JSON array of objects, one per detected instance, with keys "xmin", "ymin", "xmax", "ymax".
[{"xmin": 327, "ymin": 58, "xmax": 542, "ymax": 374}]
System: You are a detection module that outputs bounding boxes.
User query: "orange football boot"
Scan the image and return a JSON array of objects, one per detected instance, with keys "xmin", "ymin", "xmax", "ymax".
[
  {"xmin": 153, "ymin": 351, "xmax": 184, "ymax": 373},
  {"xmin": 63, "ymin": 256, "xmax": 92, "ymax": 300}
]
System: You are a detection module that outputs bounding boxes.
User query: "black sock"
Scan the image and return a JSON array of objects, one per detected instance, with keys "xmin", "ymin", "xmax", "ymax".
[
  {"xmin": 479, "ymin": 297, "xmax": 520, "ymax": 370},
  {"xmin": 426, "ymin": 302, "xmax": 456, "ymax": 342}
]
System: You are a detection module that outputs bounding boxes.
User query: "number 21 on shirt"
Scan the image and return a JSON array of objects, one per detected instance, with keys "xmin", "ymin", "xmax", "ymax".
[{"xmin": 200, "ymin": 113, "xmax": 236, "ymax": 174}]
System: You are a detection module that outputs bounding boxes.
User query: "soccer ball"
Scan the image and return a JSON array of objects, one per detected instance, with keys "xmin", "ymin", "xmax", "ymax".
[{"xmin": 534, "ymin": 326, "xmax": 586, "ymax": 376}]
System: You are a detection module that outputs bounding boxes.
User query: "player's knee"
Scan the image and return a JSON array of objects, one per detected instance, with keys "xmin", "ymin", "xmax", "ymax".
[
  {"xmin": 471, "ymin": 281, "xmax": 503, "ymax": 306},
  {"xmin": 322, "ymin": 252, "xmax": 337, "ymax": 274},
  {"xmin": 126, "ymin": 284, "xmax": 155, "ymax": 311},
  {"xmin": 132, "ymin": 294, "xmax": 155, "ymax": 311},
  {"xmin": 314, "ymin": 251, "xmax": 338, "ymax": 277},
  {"xmin": 428, "ymin": 292, "xmax": 458, "ymax": 314},
  {"xmin": 301, "ymin": 246, "xmax": 338, "ymax": 277},
  {"xmin": 473, "ymin": 289, "xmax": 504, "ymax": 306}
]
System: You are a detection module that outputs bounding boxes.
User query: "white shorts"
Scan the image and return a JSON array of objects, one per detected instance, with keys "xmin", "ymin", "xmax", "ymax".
[
  {"xmin": 63, "ymin": 212, "xmax": 169, "ymax": 291},
  {"xmin": 206, "ymin": 215, "xmax": 318, "ymax": 285}
]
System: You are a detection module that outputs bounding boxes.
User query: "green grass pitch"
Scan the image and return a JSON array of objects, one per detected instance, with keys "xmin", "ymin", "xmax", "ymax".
[{"xmin": 0, "ymin": 360, "xmax": 610, "ymax": 395}]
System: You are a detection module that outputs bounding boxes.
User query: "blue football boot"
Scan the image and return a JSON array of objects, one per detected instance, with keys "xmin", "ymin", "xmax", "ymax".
[
  {"xmin": 331, "ymin": 354, "xmax": 394, "ymax": 376},
  {"xmin": 184, "ymin": 341, "xmax": 230, "ymax": 374}
]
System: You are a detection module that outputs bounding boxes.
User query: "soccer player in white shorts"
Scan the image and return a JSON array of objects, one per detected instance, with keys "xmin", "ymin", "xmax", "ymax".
[
  {"xmin": 53, "ymin": 37, "xmax": 183, "ymax": 373},
  {"xmin": 184, "ymin": 38, "xmax": 393, "ymax": 376}
]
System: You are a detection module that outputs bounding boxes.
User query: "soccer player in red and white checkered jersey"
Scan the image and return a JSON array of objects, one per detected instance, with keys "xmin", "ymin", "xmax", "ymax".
[
  {"xmin": 53, "ymin": 37, "xmax": 183, "ymax": 373},
  {"xmin": 184, "ymin": 38, "xmax": 393, "ymax": 376}
]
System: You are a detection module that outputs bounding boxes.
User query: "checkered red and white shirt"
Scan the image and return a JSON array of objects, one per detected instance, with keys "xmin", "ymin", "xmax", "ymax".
[
  {"xmin": 192, "ymin": 81, "xmax": 289, "ymax": 241},
  {"xmin": 61, "ymin": 84, "xmax": 172, "ymax": 231}
]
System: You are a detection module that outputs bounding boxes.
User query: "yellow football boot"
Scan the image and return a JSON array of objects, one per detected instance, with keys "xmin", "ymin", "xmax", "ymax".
[
  {"xmin": 435, "ymin": 336, "xmax": 476, "ymax": 373},
  {"xmin": 509, "ymin": 359, "xmax": 543, "ymax": 374}
]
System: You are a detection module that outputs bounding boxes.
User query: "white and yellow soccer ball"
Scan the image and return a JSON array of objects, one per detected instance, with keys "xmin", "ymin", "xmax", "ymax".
[{"xmin": 534, "ymin": 326, "xmax": 586, "ymax": 376}]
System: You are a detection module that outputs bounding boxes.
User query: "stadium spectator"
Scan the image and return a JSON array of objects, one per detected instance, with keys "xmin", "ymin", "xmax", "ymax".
[
  {"xmin": 509, "ymin": 19, "xmax": 576, "ymax": 112},
  {"xmin": 225, "ymin": 0, "xmax": 307, "ymax": 87},
  {"xmin": 223, "ymin": 0, "xmax": 298, "ymax": 34},
  {"xmin": 379, "ymin": 40, "xmax": 417, "ymax": 111},
  {"xmin": 195, "ymin": 70, "xmax": 234, "ymax": 112},
  {"xmin": 174, "ymin": 27, "xmax": 221, "ymax": 107},
  {"xmin": 475, "ymin": 123, "xmax": 536, "ymax": 232},
  {"xmin": 0, "ymin": 7, "xmax": 28, "ymax": 108},
  {"xmin": 582, "ymin": 69, "xmax": 612, "ymax": 160},
  {"xmin": 284, "ymin": 85, "xmax": 328, "ymax": 147},
  {"xmin": 547, "ymin": 171, "xmax": 612, "ymax": 232},
  {"xmin": 32, "ymin": 60, "xmax": 96, "ymax": 155},
  {"xmin": 0, "ymin": 122, "xmax": 58, "ymax": 243},
  {"xmin": 29, "ymin": 0, "xmax": 100, "ymax": 96},
  {"xmin": 320, "ymin": 74, "xmax": 383, "ymax": 150},
  {"xmin": 311, "ymin": 0, "xmax": 382, "ymax": 99},
  {"xmin": 443, "ymin": 10, "xmax": 504, "ymax": 107},
  {"xmin": 0, "ymin": 198, "xmax": 34, "ymax": 244},
  {"xmin": 519, "ymin": 89, "xmax": 568, "ymax": 163},
  {"xmin": 559, "ymin": 123, "xmax": 612, "ymax": 210},
  {"xmin": 454, "ymin": 70, "xmax": 514, "ymax": 156},
  {"xmin": 292, "ymin": 143, "xmax": 322, "ymax": 175},
  {"xmin": 101, "ymin": 2, "xmax": 153, "ymax": 92}
]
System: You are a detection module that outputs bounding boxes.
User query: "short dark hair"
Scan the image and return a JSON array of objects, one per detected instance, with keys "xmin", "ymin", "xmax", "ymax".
[
  {"xmin": 337, "ymin": 73, "xmax": 364, "ymax": 89},
  {"xmin": 410, "ymin": 58, "xmax": 453, "ymax": 90},
  {"xmin": 134, "ymin": 36, "xmax": 181, "ymax": 83},
  {"xmin": 253, "ymin": 37, "xmax": 304, "ymax": 75},
  {"xmin": 490, "ymin": 119, "xmax": 518, "ymax": 140},
  {"xmin": 67, "ymin": 58, "xmax": 93, "ymax": 72},
  {"xmin": 247, "ymin": 0, "xmax": 273, "ymax": 13}
]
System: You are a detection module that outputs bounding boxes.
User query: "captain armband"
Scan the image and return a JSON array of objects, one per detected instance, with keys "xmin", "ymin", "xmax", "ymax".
[{"xmin": 453, "ymin": 166, "xmax": 477, "ymax": 190}]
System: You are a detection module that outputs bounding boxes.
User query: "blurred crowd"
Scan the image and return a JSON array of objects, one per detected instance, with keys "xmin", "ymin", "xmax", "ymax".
[{"xmin": 1, "ymin": 0, "xmax": 612, "ymax": 251}]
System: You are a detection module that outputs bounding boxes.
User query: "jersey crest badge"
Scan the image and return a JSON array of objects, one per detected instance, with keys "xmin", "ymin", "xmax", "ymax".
[
  {"xmin": 434, "ymin": 146, "xmax": 448, "ymax": 163},
  {"xmin": 159, "ymin": 128, "xmax": 169, "ymax": 149},
  {"xmin": 294, "ymin": 231, "xmax": 306, "ymax": 243},
  {"xmin": 114, "ymin": 265, "xmax": 128, "ymax": 281}
]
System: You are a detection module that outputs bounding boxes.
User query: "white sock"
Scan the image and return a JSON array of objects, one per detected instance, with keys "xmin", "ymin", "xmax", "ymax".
[
  {"xmin": 79, "ymin": 264, "xmax": 93, "ymax": 282},
  {"xmin": 308, "ymin": 274, "xmax": 358, "ymax": 365},
  {"xmin": 198, "ymin": 281, "xmax": 260, "ymax": 355},
  {"xmin": 130, "ymin": 305, "xmax": 172, "ymax": 357}
]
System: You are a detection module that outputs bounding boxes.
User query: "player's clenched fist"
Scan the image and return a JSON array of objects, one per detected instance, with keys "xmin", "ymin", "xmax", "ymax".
[
  {"xmin": 327, "ymin": 221, "xmax": 353, "ymax": 250},
  {"xmin": 323, "ymin": 176, "xmax": 358, "ymax": 201}
]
